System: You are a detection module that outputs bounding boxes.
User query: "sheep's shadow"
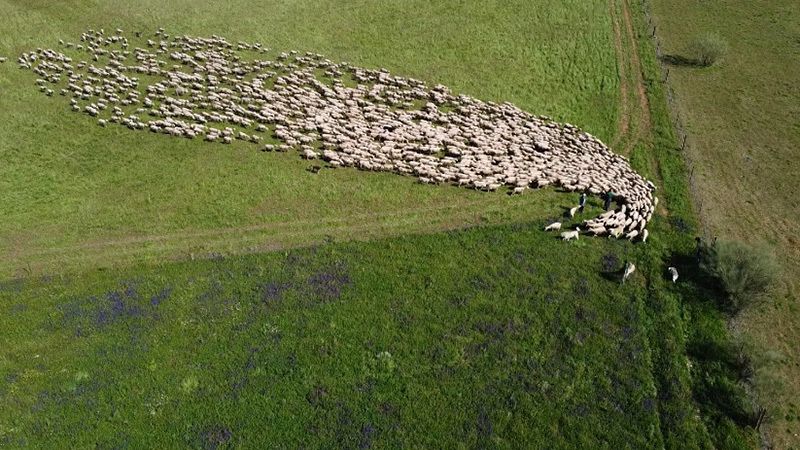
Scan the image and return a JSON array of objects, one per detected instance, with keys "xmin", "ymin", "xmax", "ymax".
[{"xmin": 600, "ymin": 269, "xmax": 624, "ymax": 283}]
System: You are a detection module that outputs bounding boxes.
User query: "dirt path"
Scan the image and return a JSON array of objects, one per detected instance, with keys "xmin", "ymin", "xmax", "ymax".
[
  {"xmin": 609, "ymin": 0, "xmax": 630, "ymax": 151},
  {"xmin": 609, "ymin": 0, "xmax": 652, "ymax": 156},
  {"xmin": 622, "ymin": 0, "xmax": 653, "ymax": 155}
]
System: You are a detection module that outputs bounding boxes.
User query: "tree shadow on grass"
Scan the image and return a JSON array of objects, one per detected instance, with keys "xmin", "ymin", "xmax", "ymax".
[
  {"xmin": 659, "ymin": 54, "xmax": 705, "ymax": 68},
  {"xmin": 665, "ymin": 249, "xmax": 760, "ymax": 430},
  {"xmin": 665, "ymin": 251, "xmax": 725, "ymax": 307}
]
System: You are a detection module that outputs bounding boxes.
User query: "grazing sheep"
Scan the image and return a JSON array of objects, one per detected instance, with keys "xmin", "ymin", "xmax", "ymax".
[
  {"xmin": 18, "ymin": 28, "xmax": 658, "ymax": 242},
  {"xmin": 561, "ymin": 227, "xmax": 580, "ymax": 241},
  {"xmin": 569, "ymin": 206, "xmax": 579, "ymax": 218},
  {"xmin": 544, "ymin": 221, "xmax": 562, "ymax": 232},
  {"xmin": 641, "ymin": 229, "xmax": 649, "ymax": 243},
  {"xmin": 668, "ymin": 266, "xmax": 678, "ymax": 283},
  {"xmin": 588, "ymin": 225, "xmax": 607, "ymax": 236},
  {"xmin": 622, "ymin": 262, "xmax": 636, "ymax": 284},
  {"xmin": 609, "ymin": 225, "xmax": 625, "ymax": 239}
]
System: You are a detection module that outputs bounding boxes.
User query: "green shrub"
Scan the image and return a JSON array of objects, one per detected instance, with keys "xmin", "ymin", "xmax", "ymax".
[
  {"xmin": 687, "ymin": 33, "xmax": 728, "ymax": 66},
  {"xmin": 701, "ymin": 240, "xmax": 778, "ymax": 313}
]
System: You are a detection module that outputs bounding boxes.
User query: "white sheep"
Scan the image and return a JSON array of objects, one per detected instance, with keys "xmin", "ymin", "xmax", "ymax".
[
  {"xmin": 569, "ymin": 206, "xmax": 579, "ymax": 218},
  {"xmin": 561, "ymin": 227, "xmax": 580, "ymax": 241},
  {"xmin": 588, "ymin": 226, "xmax": 607, "ymax": 236},
  {"xmin": 668, "ymin": 267, "xmax": 678, "ymax": 283},
  {"xmin": 622, "ymin": 262, "xmax": 636, "ymax": 284},
  {"xmin": 609, "ymin": 225, "xmax": 625, "ymax": 239},
  {"xmin": 641, "ymin": 229, "xmax": 649, "ymax": 243},
  {"xmin": 544, "ymin": 221, "xmax": 562, "ymax": 231}
]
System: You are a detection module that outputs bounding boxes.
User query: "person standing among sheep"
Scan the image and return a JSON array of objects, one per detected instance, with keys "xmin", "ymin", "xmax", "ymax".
[
  {"xmin": 578, "ymin": 192, "xmax": 587, "ymax": 213},
  {"xmin": 603, "ymin": 190, "xmax": 615, "ymax": 211}
]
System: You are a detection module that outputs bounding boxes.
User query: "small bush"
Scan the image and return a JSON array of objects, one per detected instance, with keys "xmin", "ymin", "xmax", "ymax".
[
  {"xmin": 701, "ymin": 240, "xmax": 778, "ymax": 313},
  {"xmin": 687, "ymin": 33, "xmax": 728, "ymax": 67}
]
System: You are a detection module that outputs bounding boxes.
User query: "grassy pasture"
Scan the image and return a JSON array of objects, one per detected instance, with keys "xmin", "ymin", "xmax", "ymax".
[
  {"xmin": 0, "ymin": 0, "xmax": 619, "ymax": 275},
  {"xmin": 648, "ymin": 0, "xmax": 800, "ymax": 446},
  {"xmin": 0, "ymin": 222, "xmax": 670, "ymax": 448},
  {"xmin": 0, "ymin": 0, "xmax": 763, "ymax": 447}
]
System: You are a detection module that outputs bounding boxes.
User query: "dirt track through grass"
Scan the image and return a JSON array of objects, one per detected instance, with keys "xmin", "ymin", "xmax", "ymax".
[
  {"xmin": 4, "ymin": 192, "xmax": 567, "ymax": 275},
  {"xmin": 609, "ymin": 0, "xmax": 630, "ymax": 151},
  {"xmin": 610, "ymin": 0, "xmax": 653, "ymax": 157}
]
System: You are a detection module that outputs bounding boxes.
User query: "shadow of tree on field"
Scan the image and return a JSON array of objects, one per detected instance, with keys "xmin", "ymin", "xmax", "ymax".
[
  {"xmin": 665, "ymin": 248, "xmax": 762, "ymax": 431},
  {"xmin": 659, "ymin": 54, "xmax": 703, "ymax": 67}
]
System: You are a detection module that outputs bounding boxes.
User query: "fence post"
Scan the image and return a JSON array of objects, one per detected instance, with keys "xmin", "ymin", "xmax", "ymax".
[{"xmin": 756, "ymin": 408, "xmax": 767, "ymax": 431}]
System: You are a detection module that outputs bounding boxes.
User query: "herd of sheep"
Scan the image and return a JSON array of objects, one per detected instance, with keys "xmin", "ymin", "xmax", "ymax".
[{"xmin": 15, "ymin": 28, "xmax": 658, "ymax": 241}]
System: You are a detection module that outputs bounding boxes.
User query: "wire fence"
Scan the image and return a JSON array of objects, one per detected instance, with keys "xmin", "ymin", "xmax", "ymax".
[
  {"xmin": 639, "ymin": 0, "xmax": 710, "ymax": 238},
  {"xmin": 638, "ymin": 1, "xmax": 771, "ymax": 435}
]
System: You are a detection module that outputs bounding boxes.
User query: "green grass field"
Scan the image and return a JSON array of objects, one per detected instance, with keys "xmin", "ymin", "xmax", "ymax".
[
  {"xmin": 648, "ymin": 0, "xmax": 800, "ymax": 446},
  {"xmin": 0, "ymin": 0, "xmax": 763, "ymax": 447},
  {"xmin": 1, "ymin": 223, "xmax": 669, "ymax": 448},
  {"xmin": 0, "ymin": 0, "xmax": 619, "ymax": 275}
]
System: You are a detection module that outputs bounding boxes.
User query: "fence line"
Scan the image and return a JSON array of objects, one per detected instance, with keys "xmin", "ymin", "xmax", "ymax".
[{"xmin": 639, "ymin": 0, "xmax": 710, "ymax": 238}]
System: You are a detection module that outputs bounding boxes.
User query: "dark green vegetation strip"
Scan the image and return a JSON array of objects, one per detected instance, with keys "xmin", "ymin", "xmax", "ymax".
[
  {"xmin": 647, "ymin": 0, "xmax": 800, "ymax": 447},
  {"xmin": 624, "ymin": 0, "xmax": 758, "ymax": 447}
]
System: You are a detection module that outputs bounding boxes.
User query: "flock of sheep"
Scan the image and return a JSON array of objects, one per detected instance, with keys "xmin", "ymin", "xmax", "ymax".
[{"xmin": 16, "ymin": 28, "xmax": 657, "ymax": 241}]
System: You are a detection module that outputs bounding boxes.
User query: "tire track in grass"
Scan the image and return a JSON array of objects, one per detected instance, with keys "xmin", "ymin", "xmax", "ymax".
[
  {"xmin": 611, "ymin": 0, "xmax": 667, "ymax": 215},
  {"xmin": 609, "ymin": 0, "xmax": 653, "ymax": 157},
  {"xmin": 2, "ymin": 193, "xmax": 557, "ymax": 274},
  {"xmin": 621, "ymin": 0, "xmax": 653, "ymax": 156},
  {"xmin": 609, "ymin": 0, "xmax": 631, "ymax": 152}
]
